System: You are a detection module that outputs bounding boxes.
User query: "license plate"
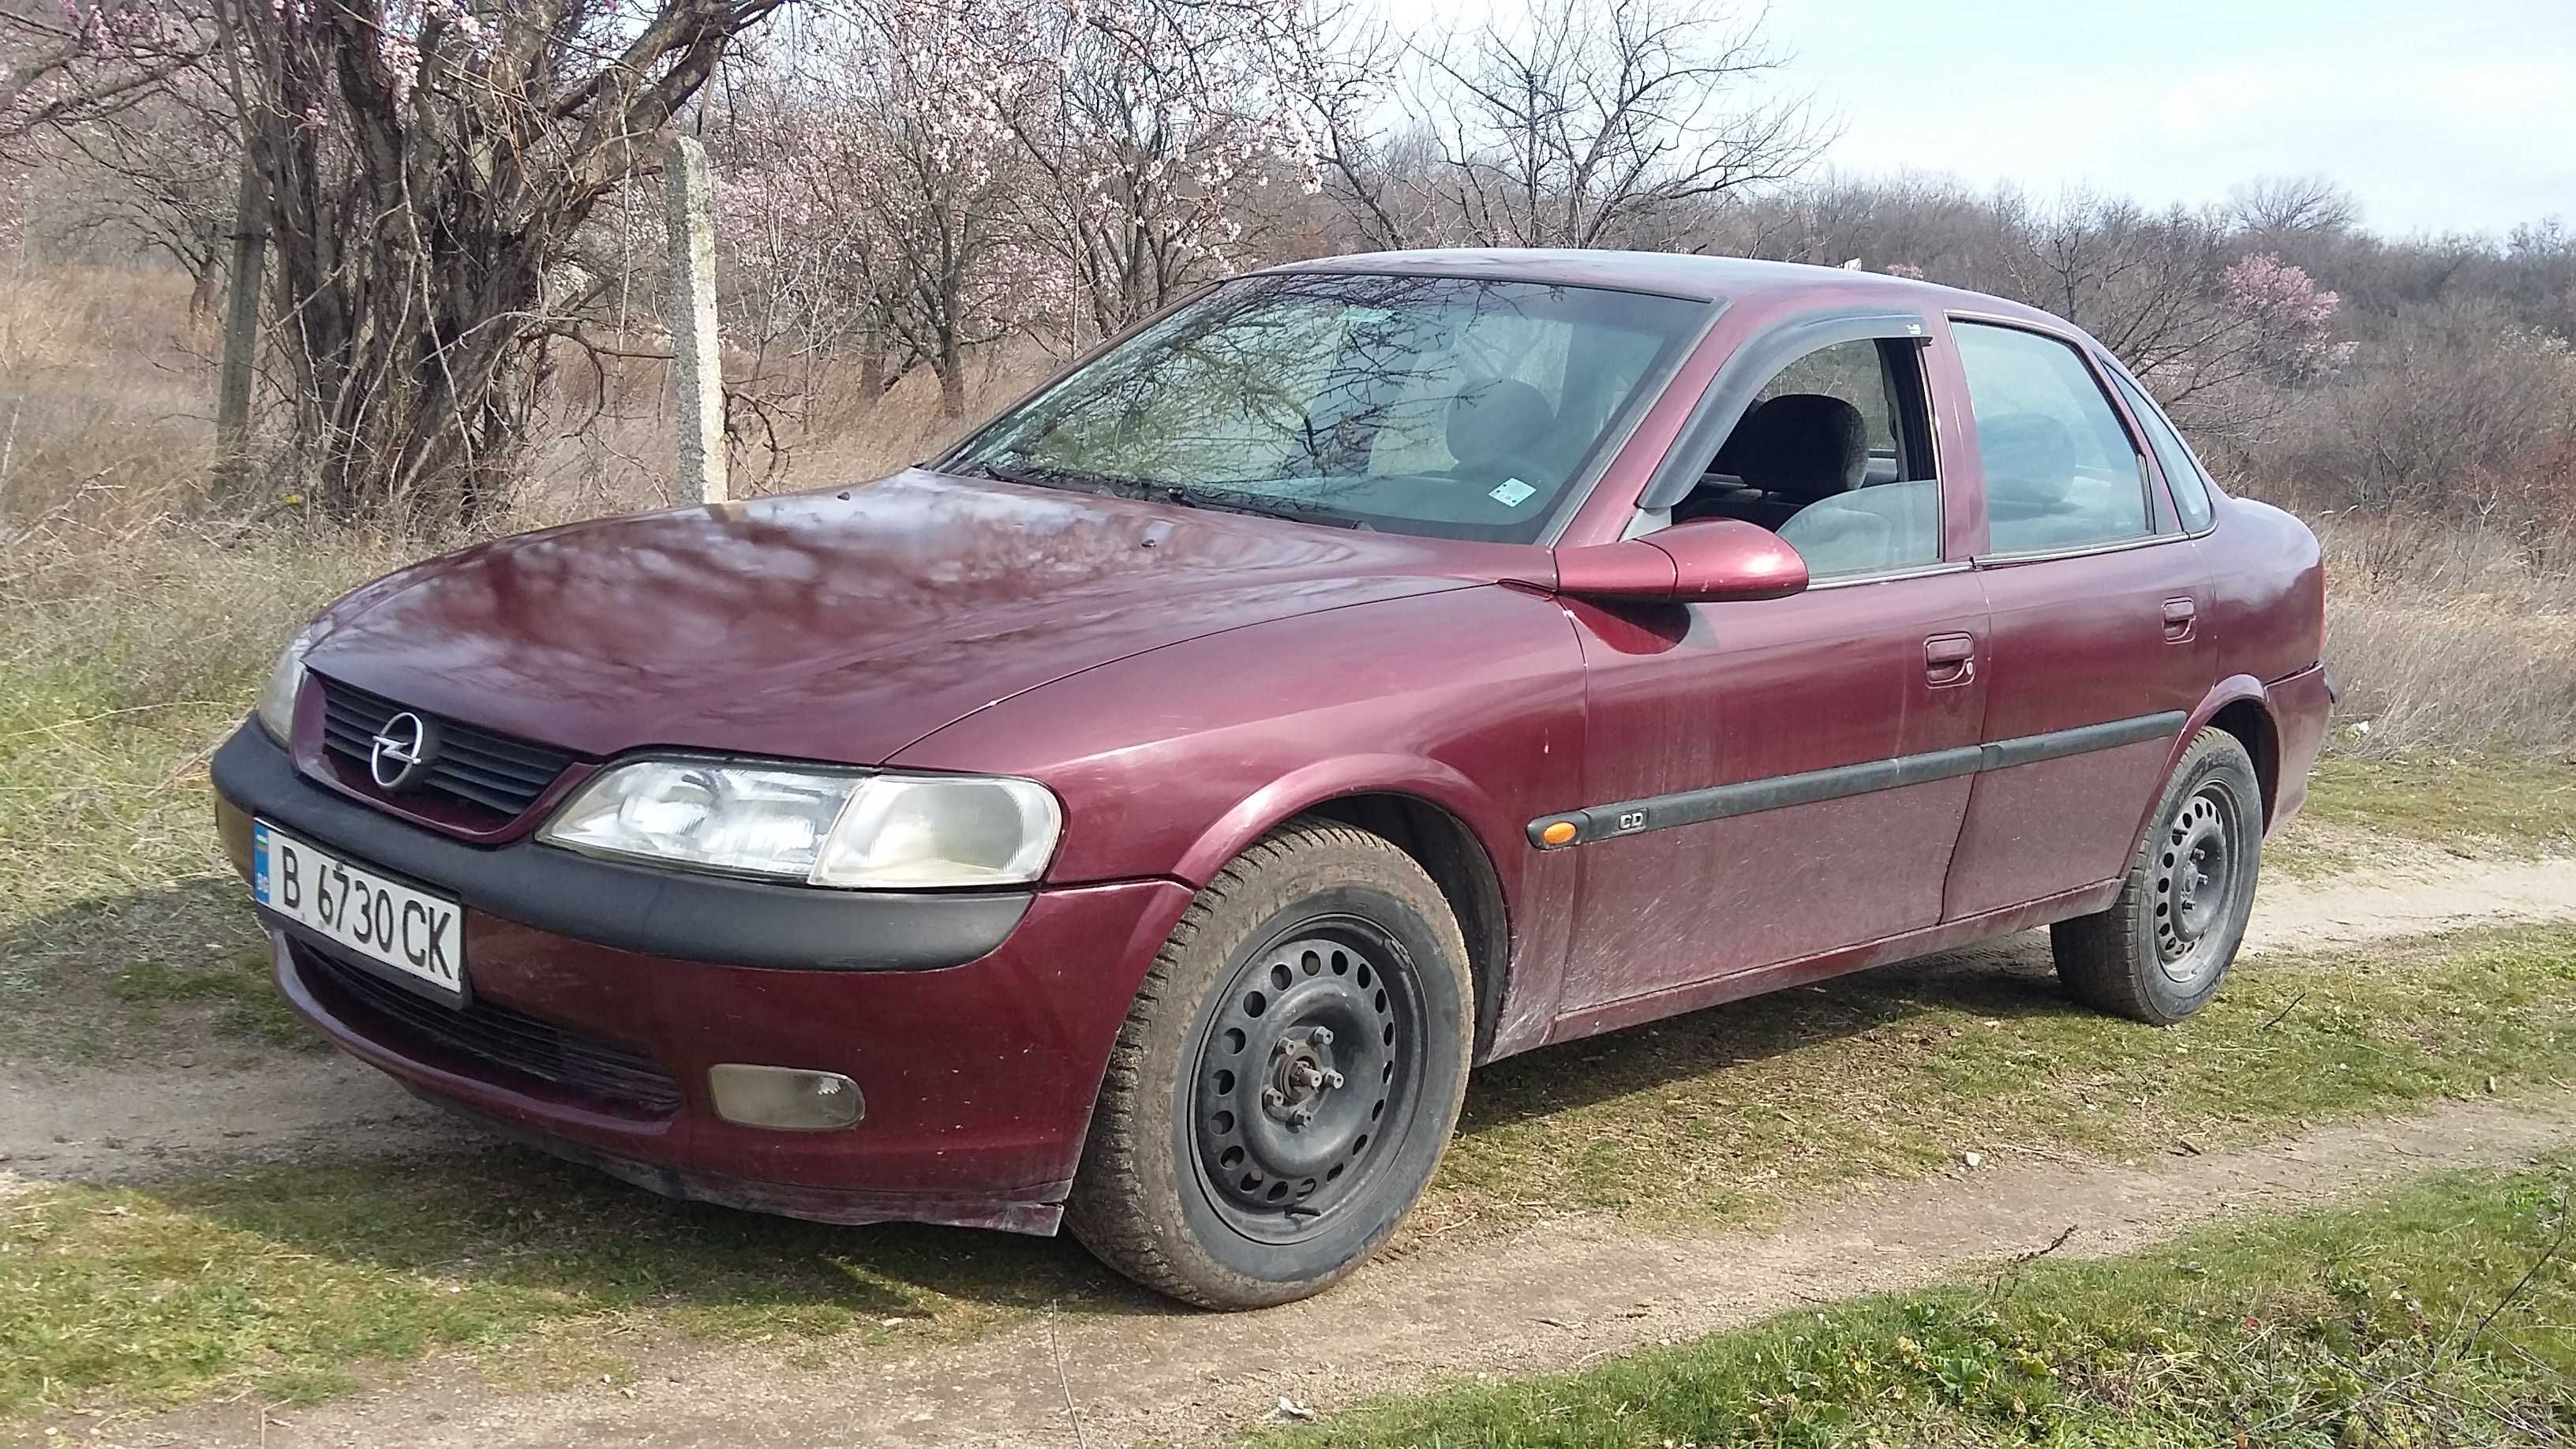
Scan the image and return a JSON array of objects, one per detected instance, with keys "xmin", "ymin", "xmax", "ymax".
[{"xmin": 253, "ymin": 821, "xmax": 466, "ymax": 1005}]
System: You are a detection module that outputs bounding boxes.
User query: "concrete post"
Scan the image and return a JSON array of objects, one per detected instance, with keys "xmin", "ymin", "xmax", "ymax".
[
  {"xmin": 663, "ymin": 133, "xmax": 728, "ymax": 504},
  {"xmin": 214, "ymin": 155, "xmax": 266, "ymax": 491}
]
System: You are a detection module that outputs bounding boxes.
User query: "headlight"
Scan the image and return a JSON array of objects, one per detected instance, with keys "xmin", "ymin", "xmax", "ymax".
[
  {"xmin": 539, "ymin": 760, "xmax": 1061, "ymax": 889},
  {"xmin": 255, "ymin": 623, "xmax": 323, "ymax": 743}
]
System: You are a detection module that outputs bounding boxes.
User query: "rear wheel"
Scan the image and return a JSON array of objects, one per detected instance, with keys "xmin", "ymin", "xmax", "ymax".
[
  {"xmin": 2053, "ymin": 728, "xmax": 2263, "ymax": 1025},
  {"xmin": 1065, "ymin": 818, "xmax": 1473, "ymax": 1309}
]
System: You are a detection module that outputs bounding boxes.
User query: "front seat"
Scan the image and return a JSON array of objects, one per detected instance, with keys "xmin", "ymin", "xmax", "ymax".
[
  {"xmin": 1444, "ymin": 377, "xmax": 1555, "ymax": 487},
  {"xmin": 1685, "ymin": 392, "xmax": 1869, "ymax": 529}
]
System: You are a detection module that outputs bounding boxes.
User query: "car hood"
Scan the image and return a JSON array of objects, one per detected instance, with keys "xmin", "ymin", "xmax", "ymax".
[{"xmin": 306, "ymin": 469, "xmax": 1554, "ymax": 765}]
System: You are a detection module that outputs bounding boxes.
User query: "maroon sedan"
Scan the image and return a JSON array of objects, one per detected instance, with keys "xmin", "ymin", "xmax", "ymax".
[{"xmin": 212, "ymin": 251, "xmax": 2331, "ymax": 1309}]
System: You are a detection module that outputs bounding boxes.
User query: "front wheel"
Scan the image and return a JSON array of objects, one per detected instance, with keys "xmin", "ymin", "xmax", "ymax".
[
  {"xmin": 1065, "ymin": 818, "xmax": 1473, "ymax": 1309},
  {"xmin": 2053, "ymin": 728, "xmax": 2263, "ymax": 1025}
]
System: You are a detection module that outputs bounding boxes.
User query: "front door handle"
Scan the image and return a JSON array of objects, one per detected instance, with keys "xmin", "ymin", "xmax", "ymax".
[
  {"xmin": 2162, "ymin": 596, "xmax": 2198, "ymax": 642},
  {"xmin": 1924, "ymin": 632, "xmax": 1975, "ymax": 687}
]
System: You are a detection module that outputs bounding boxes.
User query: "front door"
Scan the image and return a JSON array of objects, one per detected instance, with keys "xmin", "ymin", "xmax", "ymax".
[
  {"xmin": 1938, "ymin": 319, "xmax": 2217, "ymax": 919},
  {"xmin": 1552, "ymin": 330, "xmax": 1989, "ymax": 1013}
]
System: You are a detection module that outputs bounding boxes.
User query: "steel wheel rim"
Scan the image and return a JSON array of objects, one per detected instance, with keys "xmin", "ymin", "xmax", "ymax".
[
  {"xmin": 1189, "ymin": 915, "xmax": 1421, "ymax": 1245},
  {"xmin": 2154, "ymin": 781, "xmax": 2239, "ymax": 985}
]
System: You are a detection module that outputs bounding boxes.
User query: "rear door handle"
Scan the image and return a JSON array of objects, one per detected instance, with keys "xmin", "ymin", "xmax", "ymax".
[
  {"xmin": 2162, "ymin": 597, "xmax": 2198, "ymax": 642},
  {"xmin": 1924, "ymin": 632, "xmax": 1975, "ymax": 687}
]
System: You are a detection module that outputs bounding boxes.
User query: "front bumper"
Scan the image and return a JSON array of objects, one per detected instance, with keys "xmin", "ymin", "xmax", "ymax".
[{"xmin": 212, "ymin": 723, "xmax": 1191, "ymax": 1234}]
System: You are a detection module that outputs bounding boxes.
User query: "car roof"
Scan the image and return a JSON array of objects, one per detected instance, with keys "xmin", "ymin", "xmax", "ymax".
[{"xmin": 1262, "ymin": 248, "xmax": 2060, "ymax": 326}]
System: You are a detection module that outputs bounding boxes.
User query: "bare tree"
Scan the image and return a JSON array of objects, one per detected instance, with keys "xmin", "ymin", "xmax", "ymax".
[
  {"xmin": 43, "ymin": 78, "xmax": 237, "ymax": 317},
  {"xmin": 2229, "ymin": 173, "xmax": 2359, "ymax": 238},
  {"xmin": 1330, "ymin": 0, "xmax": 1826, "ymax": 251}
]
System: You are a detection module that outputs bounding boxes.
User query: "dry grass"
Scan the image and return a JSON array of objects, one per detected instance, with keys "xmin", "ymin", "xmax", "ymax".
[
  {"xmin": 2316, "ymin": 515, "xmax": 2576, "ymax": 758},
  {"xmin": 0, "ymin": 524, "xmax": 413, "ymax": 1058},
  {"xmin": 0, "ymin": 264, "xmax": 219, "ymax": 533},
  {"xmin": 515, "ymin": 331, "xmax": 1057, "ymax": 522}
]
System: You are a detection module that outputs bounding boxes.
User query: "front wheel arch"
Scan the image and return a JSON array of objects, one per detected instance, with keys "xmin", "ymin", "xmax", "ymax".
[
  {"xmin": 1301, "ymin": 793, "xmax": 1511, "ymax": 1063},
  {"xmin": 1166, "ymin": 762, "xmax": 1520, "ymax": 1061}
]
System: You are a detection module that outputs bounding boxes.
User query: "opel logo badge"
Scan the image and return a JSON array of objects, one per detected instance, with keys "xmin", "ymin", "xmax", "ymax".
[{"xmin": 369, "ymin": 711, "xmax": 438, "ymax": 792}]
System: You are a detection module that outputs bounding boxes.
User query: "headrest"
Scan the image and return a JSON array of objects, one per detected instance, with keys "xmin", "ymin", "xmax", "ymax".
[
  {"xmin": 1447, "ymin": 378, "xmax": 1553, "ymax": 470},
  {"xmin": 1975, "ymin": 411, "xmax": 2076, "ymax": 507},
  {"xmin": 1715, "ymin": 394, "xmax": 1867, "ymax": 505}
]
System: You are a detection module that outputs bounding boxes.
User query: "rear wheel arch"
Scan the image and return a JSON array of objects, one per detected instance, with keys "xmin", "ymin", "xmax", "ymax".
[
  {"xmin": 2206, "ymin": 697, "xmax": 2281, "ymax": 829},
  {"xmin": 2139, "ymin": 679, "xmax": 2281, "ymax": 846}
]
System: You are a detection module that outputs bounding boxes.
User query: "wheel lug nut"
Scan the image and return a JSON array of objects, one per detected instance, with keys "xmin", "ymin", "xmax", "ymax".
[
  {"xmin": 1310, "ymin": 1028, "xmax": 1332, "ymax": 1046},
  {"xmin": 1323, "ymin": 1069, "xmax": 1344, "ymax": 1089},
  {"xmin": 1262, "ymin": 1087, "xmax": 1284, "ymax": 1107}
]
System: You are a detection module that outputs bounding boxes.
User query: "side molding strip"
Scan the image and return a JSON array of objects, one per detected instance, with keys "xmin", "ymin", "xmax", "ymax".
[{"xmin": 1527, "ymin": 710, "xmax": 2188, "ymax": 848}]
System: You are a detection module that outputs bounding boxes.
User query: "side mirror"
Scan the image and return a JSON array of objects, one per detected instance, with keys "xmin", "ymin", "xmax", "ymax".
[{"xmin": 1553, "ymin": 519, "xmax": 1809, "ymax": 604}]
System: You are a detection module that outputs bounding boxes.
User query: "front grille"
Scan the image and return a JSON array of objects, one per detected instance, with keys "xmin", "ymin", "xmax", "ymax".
[
  {"xmin": 319, "ymin": 676, "xmax": 576, "ymax": 824},
  {"xmin": 296, "ymin": 940, "xmax": 682, "ymax": 1117}
]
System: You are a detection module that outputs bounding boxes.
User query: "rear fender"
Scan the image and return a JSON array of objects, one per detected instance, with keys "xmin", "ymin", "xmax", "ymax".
[{"xmin": 2122, "ymin": 676, "xmax": 2278, "ymax": 862}]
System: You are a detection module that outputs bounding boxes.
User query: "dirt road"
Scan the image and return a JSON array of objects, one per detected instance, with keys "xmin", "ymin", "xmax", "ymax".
[{"xmin": 11, "ymin": 850, "xmax": 2576, "ymax": 1448}]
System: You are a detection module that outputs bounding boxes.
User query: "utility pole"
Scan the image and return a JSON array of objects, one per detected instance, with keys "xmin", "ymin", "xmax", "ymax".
[
  {"xmin": 662, "ymin": 133, "xmax": 727, "ymax": 505},
  {"xmin": 214, "ymin": 155, "xmax": 265, "ymax": 491}
]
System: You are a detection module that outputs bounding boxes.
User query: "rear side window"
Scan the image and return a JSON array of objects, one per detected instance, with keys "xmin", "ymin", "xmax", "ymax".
[
  {"xmin": 2109, "ymin": 369, "xmax": 2216, "ymax": 532},
  {"xmin": 1953, "ymin": 322, "xmax": 2151, "ymax": 554}
]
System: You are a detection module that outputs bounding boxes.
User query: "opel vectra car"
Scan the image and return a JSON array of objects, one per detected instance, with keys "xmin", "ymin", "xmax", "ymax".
[{"xmin": 212, "ymin": 251, "xmax": 2331, "ymax": 1309}]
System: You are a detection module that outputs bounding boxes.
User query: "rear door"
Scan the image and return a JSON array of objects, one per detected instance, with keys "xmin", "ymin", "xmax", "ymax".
[
  {"xmin": 1939, "ymin": 318, "xmax": 2216, "ymax": 919},
  {"xmin": 1552, "ymin": 324, "xmax": 1990, "ymax": 1012}
]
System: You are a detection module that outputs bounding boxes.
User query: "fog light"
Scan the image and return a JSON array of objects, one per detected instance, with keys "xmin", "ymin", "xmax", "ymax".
[{"xmin": 707, "ymin": 1064, "xmax": 865, "ymax": 1131}]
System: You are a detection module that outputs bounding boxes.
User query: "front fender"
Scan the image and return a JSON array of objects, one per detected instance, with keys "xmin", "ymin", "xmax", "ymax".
[
  {"xmin": 1167, "ymin": 753, "xmax": 1516, "ymax": 888},
  {"xmin": 889, "ymin": 585, "xmax": 1591, "ymax": 1058}
]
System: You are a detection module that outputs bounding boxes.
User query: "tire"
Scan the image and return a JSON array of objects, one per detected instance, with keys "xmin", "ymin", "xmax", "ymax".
[
  {"xmin": 2053, "ymin": 728, "xmax": 2263, "ymax": 1026},
  {"xmin": 1065, "ymin": 817, "xmax": 1473, "ymax": 1309}
]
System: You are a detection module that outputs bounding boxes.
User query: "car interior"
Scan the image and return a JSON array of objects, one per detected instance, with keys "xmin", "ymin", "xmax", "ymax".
[{"xmin": 1665, "ymin": 338, "xmax": 1945, "ymax": 579}]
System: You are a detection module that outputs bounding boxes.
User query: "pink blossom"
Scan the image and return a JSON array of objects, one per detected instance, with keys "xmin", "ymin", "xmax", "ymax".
[{"xmin": 2221, "ymin": 252, "xmax": 2347, "ymax": 376}]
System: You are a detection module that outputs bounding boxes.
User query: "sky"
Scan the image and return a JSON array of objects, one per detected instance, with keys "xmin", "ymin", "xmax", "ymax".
[{"xmin": 1382, "ymin": 0, "xmax": 2576, "ymax": 239}]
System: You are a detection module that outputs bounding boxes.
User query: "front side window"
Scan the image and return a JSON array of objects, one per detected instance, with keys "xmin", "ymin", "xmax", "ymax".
[
  {"xmin": 1672, "ymin": 336, "xmax": 1941, "ymax": 579},
  {"xmin": 2108, "ymin": 368, "xmax": 2217, "ymax": 532},
  {"xmin": 943, "ymin": 275, "xmax": 1706, "ymax": 542},
  {"xmin": 1953, "ymin": 322, "xmax": 2151, "ymax": 553}
]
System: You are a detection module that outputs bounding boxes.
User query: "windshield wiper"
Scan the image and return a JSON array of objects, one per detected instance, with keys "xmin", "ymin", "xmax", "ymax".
[
  {"xmin": 1152, "ymin": 484, "xmax": 1369, "ymax": 530},
  {"xmin": 962, "ymin": 457, "xmax": 1136, "ymax": 496},
  {"xmin": 965, "ymin": 458, "xmax": 1366, "ymax": 530}
]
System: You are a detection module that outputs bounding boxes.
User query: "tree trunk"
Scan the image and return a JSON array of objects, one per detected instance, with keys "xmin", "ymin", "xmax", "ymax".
[
  {"xmin": 858, "ymin": 311, "xmax": 887, "ymax": 408},
  {"xmin": 275, "ymin": 203, "xmax": 549, "ymax": 526}
]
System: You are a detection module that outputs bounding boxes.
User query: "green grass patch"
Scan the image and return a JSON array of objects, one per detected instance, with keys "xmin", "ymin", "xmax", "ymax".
[
  {"xmin": 0, "ymin": 1147, "xmax": 1129, "ymax": 1420},
  {"xmin": 2299, "ymin": 754, "xmax": 2576, "ymax": 856},
  {"xmin": 1429, "ymin": 926, "xmax": 2576, "ymax": 1226},
  {"xmin": 1256, "ymin": 1156, "xmax": 2576, "ymax": 1447},
  {"xmin": 0, "ymin": 530, "xmax": 398, "ymax": 1063}
]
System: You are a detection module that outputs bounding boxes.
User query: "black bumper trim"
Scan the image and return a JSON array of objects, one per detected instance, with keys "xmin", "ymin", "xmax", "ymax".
[{"xmin": 212, "ymin": 724, "xmax": 1032, "ymax": 971}]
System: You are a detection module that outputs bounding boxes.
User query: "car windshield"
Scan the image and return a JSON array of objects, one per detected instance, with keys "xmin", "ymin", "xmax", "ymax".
[{"xmin": 942, "ymin": 274, "xmax": 1708, "ymax": 542}]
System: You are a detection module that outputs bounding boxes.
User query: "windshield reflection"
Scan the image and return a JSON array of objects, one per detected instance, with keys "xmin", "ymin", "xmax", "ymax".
[{"xmin": 945, "ymin": 274, "xmax": 1706, "ymax": 543}]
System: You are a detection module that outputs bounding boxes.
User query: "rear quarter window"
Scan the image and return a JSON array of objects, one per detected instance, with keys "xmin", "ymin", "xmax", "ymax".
[{"xmin": 2109, "ymin": 368, "xmax": 2217, "ymax": 533}]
